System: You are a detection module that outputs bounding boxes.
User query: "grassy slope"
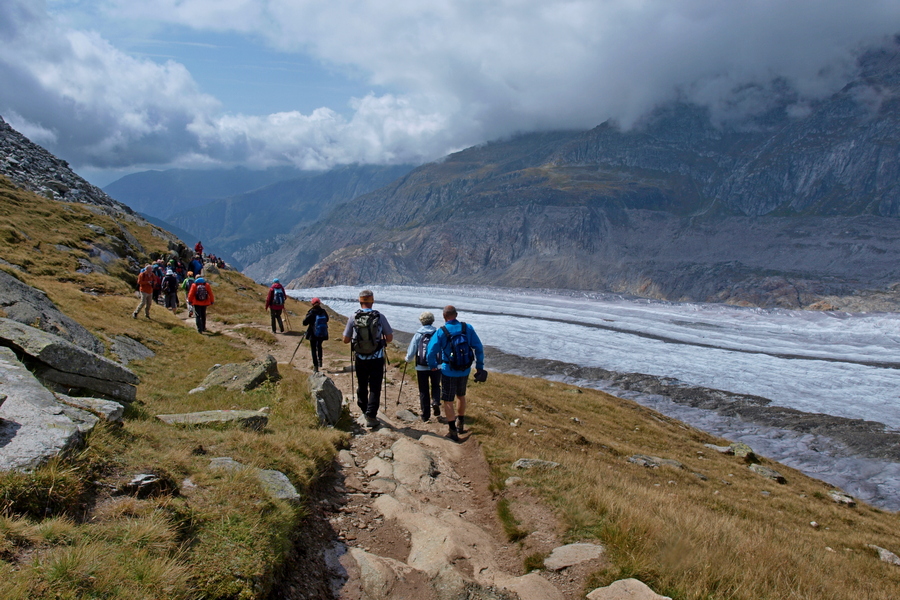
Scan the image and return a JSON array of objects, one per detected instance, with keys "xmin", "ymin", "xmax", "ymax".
[
  {"xmin": 0, "ymin": 176, "xmax": 344, "ymax": 599},
  {"xmin": 469, "ymin": 373, "xmax": 900, "ymax": 599},
  {"xmin": 2, "ymin": 175, "xmax": 899, "ymax": 599}
]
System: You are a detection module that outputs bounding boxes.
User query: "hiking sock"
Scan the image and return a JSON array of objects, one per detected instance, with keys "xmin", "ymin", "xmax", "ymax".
[{"xmin": 456, "ymin": 415, "xmax": 465, "ymax": 433}]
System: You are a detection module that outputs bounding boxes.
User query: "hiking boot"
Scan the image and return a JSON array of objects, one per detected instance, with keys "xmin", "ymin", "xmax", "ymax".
[
  {"xmin": 446, "ymin": 429, "xmax": 460, "ymax": 442},
  {"xmin": 456, "ymin": 416, "xmax": 466, "ymax": 433},
  {"xmin": 132, "ymin": 312, "xmax": 137, "ymax": 319},
  {"xmin": 365, "ymin": 416, "xmax": 380, "ymax": 429}
]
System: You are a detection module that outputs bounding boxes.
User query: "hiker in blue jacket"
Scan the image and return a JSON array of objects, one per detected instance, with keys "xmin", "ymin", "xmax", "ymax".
[
  {"xmin": 426, "ymin": 305, "xmax": 486, "ymax": 441},
  {"xmin": 405, "ymin": 311, "xmax": 441, "ymax": 422}
]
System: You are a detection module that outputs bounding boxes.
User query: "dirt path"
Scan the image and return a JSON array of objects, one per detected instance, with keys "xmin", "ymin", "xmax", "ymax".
[{"xmin": 195, "ymin": 311, "xmax": 605, "ymax": 600}]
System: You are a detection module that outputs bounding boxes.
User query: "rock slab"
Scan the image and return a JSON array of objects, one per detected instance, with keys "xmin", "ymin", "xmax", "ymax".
[
  {"xmin": 157, "ymin": 409, "xmax": 269, "ymax": 430},
  {"xmin": 0, "ymin": 347, "xmax": 83, "ymax": 471},
  {"xmin": 199, "ymin": 355, "xmax": 279, "ymax": 392},
  {"xmin": 209, "ymin": 457, "xmax": 300, "ymax": 502},
  {"xmin": 543, "ymin": 543, "xmax": 605, "ymax": 571}
]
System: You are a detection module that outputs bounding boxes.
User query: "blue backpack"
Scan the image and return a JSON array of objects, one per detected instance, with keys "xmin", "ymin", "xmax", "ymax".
[
  {"xmin": 272, "ymin": 287, "xmax": 286, "ymax": 306},
  {"xmin": 441, "ymin": 323, "xmax": 475, "ymax": 370},
  {"xmin": 314, "ymin": 313, "xmax": 329, "ymax": 339}
]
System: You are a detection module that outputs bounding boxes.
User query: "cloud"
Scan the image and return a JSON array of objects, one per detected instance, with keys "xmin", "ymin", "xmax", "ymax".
[{"xmin": 4, "ymin": 0, "xmax": 900, "ymax": 177}]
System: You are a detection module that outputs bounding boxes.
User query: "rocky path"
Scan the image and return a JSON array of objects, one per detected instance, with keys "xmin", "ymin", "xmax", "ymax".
[{"xmin": 200, "ymin": 314, "xmax": 657, "ymax": 600}]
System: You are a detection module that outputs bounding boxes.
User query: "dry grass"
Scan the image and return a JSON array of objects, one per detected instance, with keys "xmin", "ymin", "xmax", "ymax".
[
  {"xmin": 470, "ymin": 374, "xmax": 900, "ymax": 599},
  {"xmin": 0, "ymin": 178, "xmax": 345, "ymax": 599}
]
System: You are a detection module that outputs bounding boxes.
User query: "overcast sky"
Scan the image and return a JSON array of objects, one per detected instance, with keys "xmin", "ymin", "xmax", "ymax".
[{"xmin": 2, "ymin": 1, "xmax": 900, "ymax": 186}]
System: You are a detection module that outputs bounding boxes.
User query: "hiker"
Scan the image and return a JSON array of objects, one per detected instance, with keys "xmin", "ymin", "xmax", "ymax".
[
  {"xmin": 151, "ymin": 259, "xmax": 164, "ymax": 304},
  {"xmin": 426, "ymin": 305, "xmax": 486, "ymax": 442},
  {"xmin": 189, "ymin": 254, "xmax": 203, "ymax": 277},
  {"xmin": 405, "ymin": 311, "xmax": 441, "ymax": 422},
  {"xmin": 182, "ymin": 271, "xmax": 196, "ymax": 318},
  {"xmin": 342, "ymin": 289, "xmax": 393, "ymax": 428},
  {"xmin": 161, "ymin": 268, "xmax": 180, "ymax": 315},
  {"xmin": 132, "ymin": 264, "xmax": 158, "ymax": 319},
  {"xmin": 194, "ymin": 241, "xmax": 203, "ymax": 257},
  {"xmin": 302, "ymin": 297, "xmax": 329, "ymax": 372},
  {"xmin": 265, "ymin": 278, "xmax": 286, "ymax": 334},
  {"xmin": 187, "ymin": 276, "xmax": 214, "ymax": 333}
]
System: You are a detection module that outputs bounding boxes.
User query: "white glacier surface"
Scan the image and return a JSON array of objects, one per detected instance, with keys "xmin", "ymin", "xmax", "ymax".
[{"xmin": 290, "ymin": 285, "xmax": 900, "ymax": 509}]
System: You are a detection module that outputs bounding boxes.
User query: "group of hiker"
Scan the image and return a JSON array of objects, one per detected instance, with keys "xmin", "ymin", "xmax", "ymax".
[
  {"xmin": 266, "ymin": 286, "xmax": 487, "ymax": 441},
  {"xmin": 131, "ymin": 245, "xmax": 214, "ymax": 333}
]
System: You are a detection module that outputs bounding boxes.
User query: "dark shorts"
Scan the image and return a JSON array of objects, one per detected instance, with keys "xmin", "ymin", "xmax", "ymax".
[
  {"xmin": 440, "ymin": 374, "xmax": 468, "ymax": 401},
  {"xmin": 164, "ymin": 292, "xmax": 178, "ymax": 309}
]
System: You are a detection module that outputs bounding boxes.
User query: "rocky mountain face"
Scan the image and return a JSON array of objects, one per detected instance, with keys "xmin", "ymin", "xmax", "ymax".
[
  {"xmin": 0, "ymin": 116, "xmax": 132, "ymax": 214},
  {"xmin": 267, "ymin": 42, "xmax": 900, "ymax": 309}
]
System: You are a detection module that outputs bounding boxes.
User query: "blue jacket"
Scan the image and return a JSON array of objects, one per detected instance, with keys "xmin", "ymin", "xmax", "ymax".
[
  {"xmin": 406, "ymin": 325, "xmax": 437, "ymax": 371},
  {"xmin": 425, "ymin": 320, "xmax": 484, "ymax": 377}
]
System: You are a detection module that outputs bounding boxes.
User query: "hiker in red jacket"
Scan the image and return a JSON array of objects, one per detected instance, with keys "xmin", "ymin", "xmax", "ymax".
[
  {"xmin": 194, "ymin": 241, "xmax": 204, "ymax": 258},
  {"xmin": 187, "ymin": 277, "xmax": 214, "ymax": 333},
  {"xmin": 264, "ymin": 279, "xmax": 286, "ymax": 334}
]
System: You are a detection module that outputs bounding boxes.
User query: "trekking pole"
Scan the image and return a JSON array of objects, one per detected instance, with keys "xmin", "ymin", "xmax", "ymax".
[
  {"xmin": 288, "ymin": 337, "xmax": 304, "ymax": 365},
  {"xmin": 283, "ymin": 310, "xmax": 292, "ymax": 332},
  {"xmin": 349, "ymin": 349, "xmax": 356, "ymax": 414},
  {"xmin": 397, "ymin": 361, "xmax": 407, "ymax": 407}
]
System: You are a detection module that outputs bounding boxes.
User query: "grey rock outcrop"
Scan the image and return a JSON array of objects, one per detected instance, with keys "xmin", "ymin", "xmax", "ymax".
[
  {"xmin": 156, "ymin": 409, "xmax": 269, "ymax": 430},
  {"xmin": 0, "ymin": 347, "xmax": 83, "ymax": 471},
  {"xmin": 199, "ymin": 355, "xmax": 279, "ymax": 392},
  {"xmin": 868, "ymin": 544, "xmax": 900, "ymax": 567},
  {"xmin": 511, "ymin": 458, "xmax": 560, "ymax": 471},
  {"xmin": 0, "ymin": 318, "xmax": 138, "ymax": 403},
  {"xmin": 55, "ymin": 394, "xmax": 125, "ymax": 424},
  {"xmin": 109, "ymin": 335, "xmax": 155, "ymax": 365},
  {"xmin": 308, "ymin": 372, "xmax": 343, "ymax": 426},
  {"xmin": 748, "ymin": 464, "xmax": 787, "ymax": 484},
  {"xmin": 627, "ymin": 455, "xmax": 685, "ymax": 470},
  {"xmin": 0, "ymin": 271, "xmax": 103, "ymax": 354}
]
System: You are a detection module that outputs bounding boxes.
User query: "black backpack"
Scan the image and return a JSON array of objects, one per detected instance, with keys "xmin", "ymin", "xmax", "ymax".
[
  {"xmin": 272, "ymin": 287, "xmax": 286, "ymax": 306},
  {"xmin": 161, "ymin": 274, "xmax": 178, "ymax": 294},
  {"xmin": 441, "ymin": 323, "xmax": 475, "ymax": 370},
  {"xmin": 415, "ymin": 331, "xmax": 433, "ymax": 366},
  {"xmin": 194, "ymin": 282, "xmax": 209, "ymax": 302},
  {"xmin": 352, "ymin": 310, "xmax": 382, "ymax": 355}
]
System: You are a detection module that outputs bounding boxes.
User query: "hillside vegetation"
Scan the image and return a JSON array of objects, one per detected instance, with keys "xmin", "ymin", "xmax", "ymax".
[{"xmin": 1, "ymin": 175, "xmax": 899, "ymax": 599}]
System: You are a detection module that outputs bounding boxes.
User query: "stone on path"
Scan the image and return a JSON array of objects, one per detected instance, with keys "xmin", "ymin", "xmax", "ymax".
[
  {"xmin": 208, "ymin": 457, "xmax": 300, "ymax": 502},
  {"xmin": 497, "ymin": 573, "xmax": 564, "ymax": 600},
  {"xmin": 198, "ymin": 354, "xmax": 279, "ymax": 392},
  {"xmin": 395, "ymin": 409, "xmax": 418, "ymax": 422},
  {"xmin": 0, "ymin": 347, "xmax": 83, "ymax": 471},
  {"xmin": 337, "ymin": 449, "xmax": 356, "ymax": 468},
  {"xmin": 364, "ymin": 456, "xmax": 394, "ymax": 479},
  {"xmin": 308, "ymin": 372, "xmax": 343, "ymax": 426},
  {"xmin": 543, "ymin": 543, "xmax": 605, "ymax": 571},
  {"xmin": 586, "ymin": 578, "xmax": 672, "ymax": 600},
  {"xmin": 342, "ymin": 548, "xmax": 435, "ymax": 600},
  {"xmin": 156, "ymin": 408, "xmax": 269, "ymax": 430},
  {"xmin": 391, "ymin": 438, "xmax": 438, "ymax": 489},
  {"xmin": 511, "ymin": 458, "xmax": 560, "ymax": 470}
]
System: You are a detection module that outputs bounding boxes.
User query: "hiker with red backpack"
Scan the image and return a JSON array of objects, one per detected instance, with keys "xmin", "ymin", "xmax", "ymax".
[
  {"xmin": 342, "ymin": 290, "xmax": 393, "ymax": 429},
  {"xmin": 426, "ymin": 305, "xmax": 486, "ymax": 442},
  {"xmin": 302, "ymin": 297, "xmax": 329, "ymax": 372},
  {"xmin": 187, "ymin": 277, "xmax": 214, "ymax": 333},
  {"xmin": 265, "ymin": 279, "xmax": 287, "ymax": 334},
  {"xmin": 405, "ymin": 311, "xmax": 441, "ymax": 422}
]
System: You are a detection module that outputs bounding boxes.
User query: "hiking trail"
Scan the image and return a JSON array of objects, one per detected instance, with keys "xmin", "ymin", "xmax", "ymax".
[{"xmin": 199, "ymin": 313, "xmax": 614, "ymax": 600}]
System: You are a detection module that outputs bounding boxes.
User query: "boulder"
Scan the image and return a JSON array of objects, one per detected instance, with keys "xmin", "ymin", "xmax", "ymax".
[
  {"xmin": 156, "ymin": 409, "xmax": 269, "ymax": 430},
  {"xmin": 543, "ymin": 543, "xmax": 605, "ymax": 571},
  {"xmin": 33, "ymin": 365, "xmax": 136, "ymax": 403},
  {"xmin": 54, "ymin": 394, "xmax": 124, "ymax": 423},
  {"xmin": 868, "ymin": 544, "xmax": 900, "ymax": 567},
  {"xmin": 109, "ymin": 335, "xmax": 154, "ymax": 365},
  {"xmin": 730, "ymin": 443, "xmax": 756, "ymax": 460},
  {"xmin": 0, "ymin": 347, "xmax": 82, "ymax": 471},
  {"xmin": 208, "ymin": 457, "xmax": 300, "ymax": 502},
  {"xmin": 308, "ymin": 372, "xmax": 343, "ymax": 426},
  {"xmin": 748, "ymin": 464, "xmax": 787, "ymax": 484},
  {"xmin": 0, "ymin": 271, "xmax": 103, "ymax": 354},
  {"xmin": 511, "ymin": 458, "xmax": 560, "ymax": 470},
  {"xmin": 497, "ymin": 573, "xmax": 564, "ymax": 600},
  {"xmin": 627, "ymin": 455, "xmax": 685, "ymax": 470},
  {"xmin": 587, "ymin": 579, "xmax": 672, "ymax": 600},
  {"xmin": 829, "ymin": 490, "xmax": 857, "ymax": 507},
  {"xmin": 0, "ymin": 318, "xmax": 138, "ymax": 385},
  {"xmin": 198, "ymin": 355, "xmax": 279, "ymax": 392}
]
